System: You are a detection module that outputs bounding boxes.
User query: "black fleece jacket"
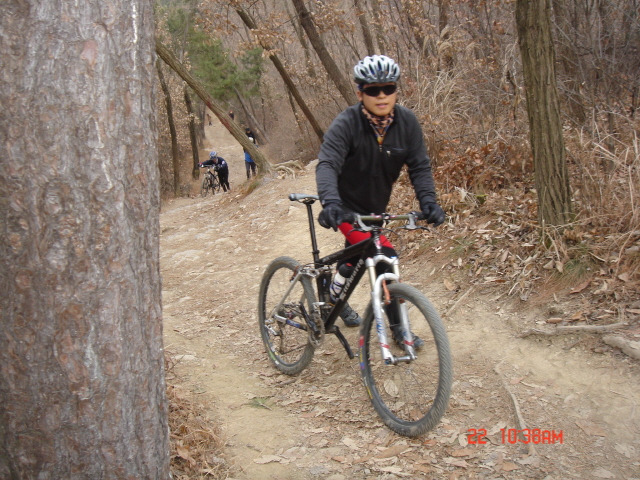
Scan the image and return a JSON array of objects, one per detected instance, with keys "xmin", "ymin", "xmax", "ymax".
[{"xmin": 316, "ymin": 103, "xmax": 437, "ymax": 215}]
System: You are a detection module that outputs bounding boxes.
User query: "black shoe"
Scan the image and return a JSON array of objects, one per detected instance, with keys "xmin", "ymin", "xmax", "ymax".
[
  {"xmin": 391, "ymin": 325, "xmax": 425, "ymax": 350},
  {"xmin": 339, "ymin": 303, "xmax": 362, "ymax": 327}
]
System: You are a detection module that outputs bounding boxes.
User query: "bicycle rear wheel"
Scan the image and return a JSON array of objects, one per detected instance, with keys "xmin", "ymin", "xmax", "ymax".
[
  {"xmin": 201, "ymin": 177, "xmax": 210, "ymax": 197},
  {"xmin": 360, "ymin": 282, "xmax": 452, "ymax": 437},
  {"xmin": 258, "ymin": 256, "xmax": 317, "ymax": 375}
]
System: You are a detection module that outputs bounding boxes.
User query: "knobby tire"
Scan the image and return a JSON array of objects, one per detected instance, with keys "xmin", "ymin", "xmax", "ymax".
[
  {"xmin": 200, "ymin": 177, "xmax": 210, "ymax": 197},
  {"xmin": 360, "ymin": 282, "xmax": 452, "ymax": 437},
  {"xmin": 258, "ymin": 256, "xmax": 317, "ymax": 375}
]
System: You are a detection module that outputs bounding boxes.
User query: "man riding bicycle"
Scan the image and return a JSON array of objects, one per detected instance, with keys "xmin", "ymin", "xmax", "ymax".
[{"xmin": 316, "ymin": 55, "xmax": 445, "ymax": 346}]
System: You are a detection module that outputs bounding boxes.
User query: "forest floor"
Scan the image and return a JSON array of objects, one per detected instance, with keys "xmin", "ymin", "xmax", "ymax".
[{"xmin": 159, "ymin": 116, "xmax": 640, "ymax": 479}]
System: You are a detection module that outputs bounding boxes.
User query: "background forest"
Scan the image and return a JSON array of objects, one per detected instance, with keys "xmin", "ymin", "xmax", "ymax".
[{"xmin": 155, "ymin": 0, "xmax": 639, "ymax": 299}]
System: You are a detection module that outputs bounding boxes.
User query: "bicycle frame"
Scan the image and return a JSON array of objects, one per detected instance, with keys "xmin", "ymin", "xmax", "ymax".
[{"xmin": 289, "ymin": 194, "xmax": 417, "ymax": 363}]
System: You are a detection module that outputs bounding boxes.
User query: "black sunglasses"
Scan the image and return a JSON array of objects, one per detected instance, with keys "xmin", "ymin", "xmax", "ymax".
[{"xmin": 361, "ymin": 84, "xmax": 397, "ymax": 97}]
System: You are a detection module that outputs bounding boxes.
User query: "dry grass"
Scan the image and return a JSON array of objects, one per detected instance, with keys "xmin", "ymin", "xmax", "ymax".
[
  {"xmin": 166, "ymin": 354, "xmax": 233, "ymax": 480},
  {"xmin": 388, "ymin": 100, "xmax": 640, "ymax": 317}
]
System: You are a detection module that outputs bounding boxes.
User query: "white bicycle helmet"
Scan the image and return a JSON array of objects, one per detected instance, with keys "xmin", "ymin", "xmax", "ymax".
[
  {"xmin": 209, "ymin": 151, "xmax": 217, "ymax": 159},
  {"xmin": 353, "ymin": 55, "xmax": 400, "ymax": 85}
]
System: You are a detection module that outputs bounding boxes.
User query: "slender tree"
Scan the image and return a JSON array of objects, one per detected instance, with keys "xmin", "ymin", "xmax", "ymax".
[
  {"xmin": 291, "ymin": 0, "xmax": 358, "ymax": 106},
  {"xmin": 516, "ymin": 0, "xmax": 573, "ymax": 226},
  {"xmin": 234, "ymin": 7, "xmax": 325, "ymax": 140},
  {"xmin": 355, "ymin": 0, "xmax": 377, "ymax": 55},
  {"xmin": 184, "ymin": 88, "xmax": 201, "ymax": 180},
  {"xmin": 157, "ymin": 59, "xmax": 181, "ymax": 195},
  {"xmin": 0, "ymin": 1, "xmax": 170, "ymax": 478}
]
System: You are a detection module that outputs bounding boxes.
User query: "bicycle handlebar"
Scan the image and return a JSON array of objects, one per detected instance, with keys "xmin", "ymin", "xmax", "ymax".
[
  {"xmin": 289, "ymin": 193, "xmax": 426, "ymax": 231},
  {"xmin": 355, "ymin": 212, "xmax": 424, "ymax": 231}
]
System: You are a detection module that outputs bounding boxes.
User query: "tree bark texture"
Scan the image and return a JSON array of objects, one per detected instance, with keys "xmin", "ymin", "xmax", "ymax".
[
  {"xmin": 369, "ymin": 0, "xmax": 387, "ymax": 55},
  {"xmin": 184, "ymin": 87, "xmax": 201, "ymax": 180},
  {"xmin": 233, "ymin": 87, "xmax": 270, "ymax": 144},
  {"xmin": 0, "ymin": 1, "xmax": 170, "ymax": 479},
  {"xmin": 155, "ymin": 40, "xmax": 276, "ymax": 170},
  {"xmin": 234, "ymin": 8, "xmax": 325, "ymax": 141},
  {"xmin": 516, "ymin": 0, "xmax": 573, "ymax": 226},
  {"xmin": 354, "ymin": 0, "xmax": 377, "ymax": 55},
  {"xmin": 290, "ymin": 0, "xmax": 358, "ymax": 106},
  {"xmin": 157, "ymin": 59, "xmax": 181, "ymax": 194}
]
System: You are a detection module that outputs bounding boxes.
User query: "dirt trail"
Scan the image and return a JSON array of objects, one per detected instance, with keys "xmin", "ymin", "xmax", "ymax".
[{"xmin": 159, "ymin": 117, "xmax": 640, "ymax": 479}]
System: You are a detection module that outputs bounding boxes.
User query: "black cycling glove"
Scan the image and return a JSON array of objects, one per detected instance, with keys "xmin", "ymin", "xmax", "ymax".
[
  {"xmin": 421, "ymin": 203, "xmax": 446, "ymax": 226},
  {"xmin": 318, "ymin": 203, "xmax": 354, "ymax": 231}
]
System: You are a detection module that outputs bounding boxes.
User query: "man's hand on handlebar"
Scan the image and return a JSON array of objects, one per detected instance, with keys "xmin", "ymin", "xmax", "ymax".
[{"xmin": 318, "ymin": 203, "xmax": 355, "ymax": 231}]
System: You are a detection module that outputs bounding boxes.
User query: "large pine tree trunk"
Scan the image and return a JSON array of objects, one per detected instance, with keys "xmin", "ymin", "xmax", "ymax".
[
  {"xmin": 0, "ymin": 1, "xmax": 170, "ymax": 478},
  {"xmin": 516, "ymin": 0, "xmax": 573, "ymax": 226}
]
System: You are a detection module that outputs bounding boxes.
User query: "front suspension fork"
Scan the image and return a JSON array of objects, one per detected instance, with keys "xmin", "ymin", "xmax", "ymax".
[{"xmin": 367, "ymin": 260, "xmax": 416, "ymax": 364}]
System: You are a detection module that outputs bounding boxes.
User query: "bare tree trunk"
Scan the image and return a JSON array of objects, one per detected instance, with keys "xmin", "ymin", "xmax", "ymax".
[
  {"xmin": 286, "ymin": 1, "xmax": 316, "ymax": 77},
  {"xmin": 370, "ymin": 0, "xmax": 387, "ymax": 54},
  {"xmin": 184, "ymin": 87, "xmax": 200, "ymax": 180},
  {"xmin": 157, "ymin": 59, "xmax": 181, "ymax": 195},
  {"xmin": 234, "ymin": 8, "xmax": 325, "ymax": 141},
  {"xmin": 291, "ymin": 0, "xmax": 358, "ymax": 106},
  {"xmin": 400, "ymin": 0, "xmax": 430, "ymax": 59},
  {"xmin": 355, "ymin": 0, "xmax": 376, "ymax": 55},
  {"xmin": 437, "ymin": 0, "xmax": 454, "ymax": 72},
  {"xmin": 233, "ymin": 86, "xmax": 270, "ymax": 144},
  {"xmin": 0, "ymin": 1, "xmax": 170, "ymax": 478},
  {"xmin": 516, "ymin": 0, "xmax": 572, "ymax": 226},
  {"xmin": 156, "ymin": 40, "xmax": 275, "ymax": 171},
  {"xmin": 553, "ymin": 0, "xmax": 587, "ymax": 125}
]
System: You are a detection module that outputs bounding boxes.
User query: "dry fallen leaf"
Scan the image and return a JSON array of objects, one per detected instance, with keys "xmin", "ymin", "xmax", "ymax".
[
  {"xmin": 176, "ymin": 445, "xmax": 197, "ymax": 466},
  {"xmin": 376, "ymin": 445, "xmax": 409, "ymax": 458},
  {"xmin": 618, "ymin": 272, "xmax": 630, "ymax": 282},
  {"xmin": 451, "ymin": 448, "xmax": 476, "ymax": 457},
  {"xmin": 384, "ymin": 379, "xmax": 399, "ymax": 397},
  {"xmin": 379, "ymin": 466, "xmax": 403, "ymax": 474},
  {"xmin": 570, "ymin": 279, "xmax": 591, "ymax": 293},
  {"xmin": 443, "ymin": 278, "xmax": 457, "ymax": 291},
  {"xmin": 341, "ymin": 437, "xmax": 359, "ymax": 450},
  {"xmin": 253, "ymin": 455, "xmax": 285, "ymax": 464}
]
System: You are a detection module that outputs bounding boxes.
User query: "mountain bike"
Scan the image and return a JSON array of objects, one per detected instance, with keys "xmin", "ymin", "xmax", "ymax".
[
  {"xmin": 200, "ymin": 166, "xmax": 221, "ymax": 197},
  {"xmin": 258, "ymin": 193, "xmax": 452, "ymax": 437}
]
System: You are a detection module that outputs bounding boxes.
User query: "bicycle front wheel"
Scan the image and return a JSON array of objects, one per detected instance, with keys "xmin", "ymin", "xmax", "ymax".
[
  {"xmin": 360, "ymin": 283, "xmax": 452, "ymax": 437},
  {"xmin": 211, "ymin": 177, "xmax": 221, "ymax": 194},
  {"xmin": 201, "ymin": 177, "xmax": 210, "ymax": 197},
  {"xmin": 258, "ymin": 256, "xmax": 317, "ymax": 375}
]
